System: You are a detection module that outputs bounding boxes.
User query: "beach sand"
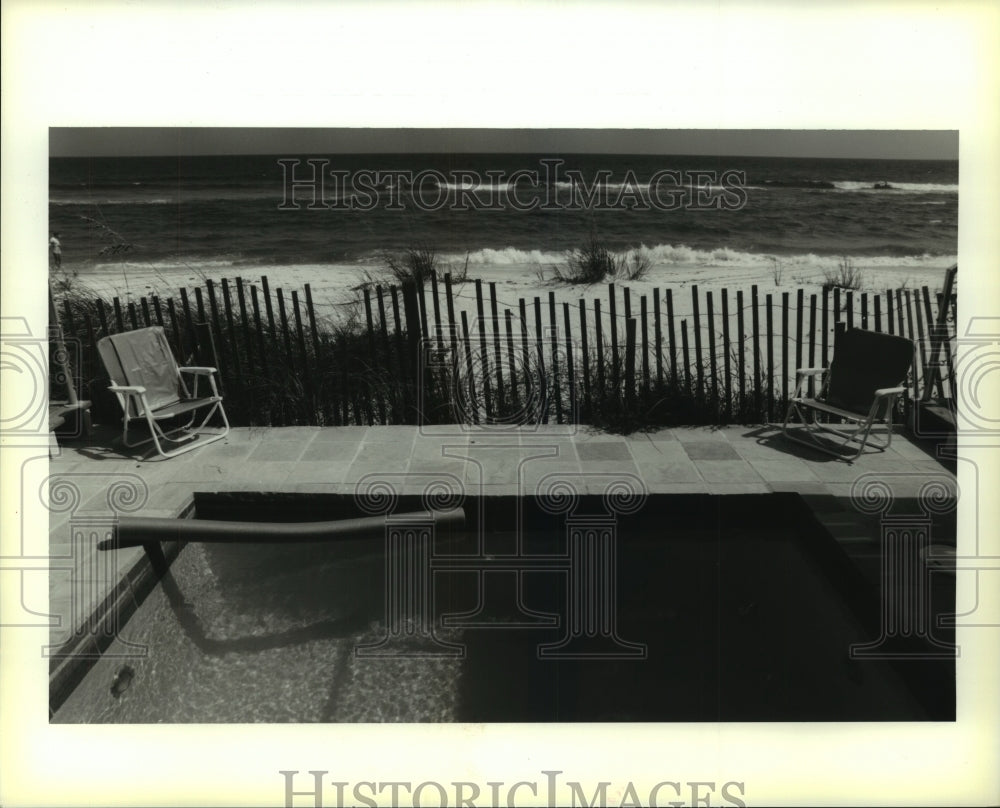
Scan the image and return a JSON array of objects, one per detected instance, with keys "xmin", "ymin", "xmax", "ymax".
[{"xmin": 60, "ymin": 257, "xmax": 954, "ymax": 332}]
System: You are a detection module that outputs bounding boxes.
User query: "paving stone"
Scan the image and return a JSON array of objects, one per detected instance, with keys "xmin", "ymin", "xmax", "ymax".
[
  {"xmin": 693, "ymin": 460, "xmax": 763, "ymax": 483},
  {"xmin": 644, "ymin": 481, "xmax": 710, "ymax": 494},
  {"xmin": 706, "ymin": 482, "xmax": 772, "ymax": 495},
  {"xmin": 255, "ymin": 426, "xmax": 322, "ymax": 442},
  {"xmin": 682, "ymin": 441, "xmax": 741, "ymax": 461},
  {"xmin": 191, "ymin": 441, "xmax": 257, "ymax": 461},
  {"xmin": 751, "ymin": 459, "xmax": 821, "ymax": 482},
  {"xmin": 583, "ymin": 474, "xmax": 652, "ymax": 496},
  {"xmin": 672, "ymin": 427, "xmax": 731, "ymax": 442},
  {"xmin": 283, "ymin": 461, "xmax": 352, "ymax": 484},
  {"xmin": 400, "ymin": 473, "xmax": 469, "ymax": 497},
  {"xmin": 729, "ymin": 437, "xmax": 787, "ymax": 459},
  {"xmin": 215, "ymin": 462, "xmax": 297, "ymax": 487},
  {"xmin": 301, "ymin": 440, "xmax": 361, "ymax": 462},
  {"xmin": 578, "ymin": 460, "xmax": 641, "ymax": 476},
  {"xmin": 309, "ymin": 426, "xmax": 372, "ymax": 441},
  {"xmin": 628, "ymin": 439, "xmax": 692, "ymax": 460},
  {"xmin": 574, "ymin": 426, "xmax": 626, "ymax": 442},
  {"xmin": 248, "ymin": 440, "xmax": 308, "ymax": 462},
  {"xmin": 411, "ymin": 436, "xmax": 453, "ymax": 454},
  {"xmin": 361, "ymin": 425, "xmax": 419, "ymax": 444},
  {"xmin": 469, "ymin": 455, "xmax": 523, "ymax": 486},
  {"xmin": 352, "ymin": 442, "xmax": 415, "ymax": 465},
  {"xmin": 281, "ymin": 483, "xmax": 349, "ymax": 494},
  {"xmin": 632, "ymin": 461, "xmax": 702, "ymax": 484},
  {"xmin": 520, "ymin": 462, "xmax": 585, "ymax": 497},
  {"xmin": 465, "ymin": 434, "xmax": 522, "ymax": 447},
  {"xmin": 577, "ymin": 442, "xmax": 631, "ymax": 461},
  {"xmin": 402, "ymin": 463, "xmax": 471, "ymax": 487},
  {"xmin": 766, "ymin": 481, "xmax": 832, "ymax": 496},
  {"xmin": 45, "ymin": 422, "xmax": 959, "ymax": 662},
  {"xmin": 806, "ymin": 462, "xmax": 871, "ymax": 483},
  {"xmin": 625, "ymin": 428, "xmax": 678, "ymax": 443}
]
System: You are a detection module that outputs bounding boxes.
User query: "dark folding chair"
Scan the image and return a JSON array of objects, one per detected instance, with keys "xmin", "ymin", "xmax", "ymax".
[
  {"xmin": 97, "ymin": 326, "xmax": 229, "ymax": 459},
  {"xmin": 782, "ymin": 328, "xmax": 913, "ymax": 461}
]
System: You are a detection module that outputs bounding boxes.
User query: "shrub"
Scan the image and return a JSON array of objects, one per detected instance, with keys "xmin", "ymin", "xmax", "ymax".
[
  {"xmin": 822, "ymin": 257, "xmax": 864, "ymax": 291},
  {"xmin": 556, "ymin": 235, "xmax": 618, "ymax": 284},
  {"xmin": 556, "ymin": 236, "xmax": 651, "ymax": 285},
  {"xmin": 769, "ymin": 257, "xmax": 784, "ymax": 286},
  {"xmin": 616, "ymin": 250, "xmax": 652, "ymax": 281},
  {"xmin": 386, "ymin": 245, "xmax": 437, "ymax": 286}
]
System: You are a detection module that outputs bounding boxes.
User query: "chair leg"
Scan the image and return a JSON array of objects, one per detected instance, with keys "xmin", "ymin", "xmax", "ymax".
[
  {"xmin": 143, "ymin": 411, "xmax": 229, "ymax": 459},
  {"xmin": 783, "ymin": 400, "xmax": 890, "ymax": 462},
  {"xmin": 120, "ymin": 402, "xmax": 230, "ymax": 459}
]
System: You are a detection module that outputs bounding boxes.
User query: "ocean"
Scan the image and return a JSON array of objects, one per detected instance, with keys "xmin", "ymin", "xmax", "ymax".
[{"xmin": 49, "ymin": 153, "xmax": 958, "ymax": 277}]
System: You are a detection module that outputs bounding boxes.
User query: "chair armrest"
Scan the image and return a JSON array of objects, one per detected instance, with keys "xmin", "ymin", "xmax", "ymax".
[
  {"xmin": 874, "ymin": 386, "xmax": 906, "ymax": 397},
  {"xmin": 108, "ymin": 384, "xmax": 147, "ymax": 395},
  {"xmin": 795, "ymin": 367, "xmax": 827, "ymax": 377},
  {"xmin": 178, "ymin": 366, "xmax": 218, "ymax": 375}
]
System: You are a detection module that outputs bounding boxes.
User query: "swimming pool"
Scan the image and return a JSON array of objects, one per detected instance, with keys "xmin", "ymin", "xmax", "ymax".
[{"xmin": 51, "ymin": 492, "xmax": 955, "ymax": 722}]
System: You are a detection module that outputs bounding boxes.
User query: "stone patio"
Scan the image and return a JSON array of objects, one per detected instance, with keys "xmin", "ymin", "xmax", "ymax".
[{"xmin": 45, "ymin": 422, "xmax": 957, "ymax": 656}]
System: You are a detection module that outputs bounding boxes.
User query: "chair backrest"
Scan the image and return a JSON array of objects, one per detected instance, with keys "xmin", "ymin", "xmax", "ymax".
[
  {"xmin": 97, "ymin": 327, "xmax": 182, "ymax": 417},
  {"xmin": 825, "ymin": 328, "xmax": 914, "ymax": 414}
]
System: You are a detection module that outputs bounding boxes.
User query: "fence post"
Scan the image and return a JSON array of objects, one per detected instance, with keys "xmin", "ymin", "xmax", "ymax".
[
  {"xmin": 722, "ymin": 289, "xmax": 732, "ymax": 421},
  {"xmin": 706, "ymin": 291, "xmax": 717, "ymax": 417},
  {"xmin": 765, "ymin": 293, "xmax": 774, "ymax": 422},
  {"xmin": 608, "ymin": 283, "xmax": 619, "ymax": 397},
  {"xmin": 692, "ymin": 285, "xmax": 703, "ymax": 403},
  {"xmin": 402, "ymin": 281, "xmax": 423, "ymax": 425},
  {"xmin": 640, "ymin": 295, "xmax": 650, "ymax": 398},
  {"xmin": 363, "ymin": 288, "xmax": 385, "ymax": 424},
  {"xmin": 666, "ymin": 289, "xmax": 677, "ymax": 390},
  {"xmin": 594, "ymin": 299, "xmax": 605, "ymax": 414},
  {"xmin": 579, "ymin": 299, "xmax": 591, "ymax": 422},
  {"xmin": 534, "ymin": 296, "xmax": 547, "ymax": 423},
  {"xmin": 781, "ymin": 291, "xmax": 789, "ymax": 410},
  {"xmin": 563, "ymin": 302, "xmax": 576, "ymax": 422},
  {"xmin": 461, "ymin": 311, "xmax": 478, "ymax": 425},
  {"xmin": 653, "ymin": 289, "xmax": 663, "ymax": 390},
  {"xmin": 491, "ymin": 283, "xmax": 506, "ymax": 415},
  {"xmin": 625, "ymin": 318, "xmax": 636, "ymax": 412},
  {"xmin": 681, "ymin": 320, "xmax": 691, "ymax": 392},
  {"xmin": 221, "ymin": 279, "xmax": 243, "ymax": 385},
  {"xmin": 751, "ymin": 285, "xmax": 761, "ymax": 417},
  {"xmin": 505, "ymin": 309, "xmax": 520, "ymax": 414},
  {"xmin": 549, "ymin": 291, "xmax": 562, "ymax": 424},
  {"xmin": 475, "ymin": 280, "xmax": 492, "ymax": 416},
  {"xmin": 736, "ymin": 290, "xmax": 746, "ymax": 414}
]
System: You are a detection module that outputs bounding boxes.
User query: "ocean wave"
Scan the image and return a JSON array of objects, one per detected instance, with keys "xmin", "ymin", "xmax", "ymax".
[
  {"xmin": 51, "ymin": 198, "xmax": 177, "ymax": 206},
  {"xmin": 831, "ymin": 181, "xmax": 958, "ymax": 193},
  {"xmin": 439, "ymin": 244, "xmax": 957, "ymax": 270}
]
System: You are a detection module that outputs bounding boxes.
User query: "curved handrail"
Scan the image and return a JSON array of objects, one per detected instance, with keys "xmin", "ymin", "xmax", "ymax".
[{"xmin": 99, "ymin": 508, "xmax": 465, "ymax": 549}]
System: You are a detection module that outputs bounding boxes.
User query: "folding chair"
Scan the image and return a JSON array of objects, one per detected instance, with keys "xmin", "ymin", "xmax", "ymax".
[
  {"xmin": 782, "ymin": 328, "xmax": 913, "ymax": 461},
  {"xmin": 97, "ymin": 326, "xmax": 230, "ymax": 459}
]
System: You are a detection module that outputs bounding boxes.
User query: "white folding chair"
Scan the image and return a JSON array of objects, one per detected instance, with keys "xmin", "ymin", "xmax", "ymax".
[{"xmin": 97, "ymin": 326, "xmax": 229, "ymax": 458}]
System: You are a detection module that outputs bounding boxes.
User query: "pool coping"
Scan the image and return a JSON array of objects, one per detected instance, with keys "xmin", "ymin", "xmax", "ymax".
[
  {"xmin": 48, "ymin": 501, "xmax": 191, "ymax": 716},
  {"xmin": 46, "ymin": 423, "xmax": 958, "ymax": 715}
]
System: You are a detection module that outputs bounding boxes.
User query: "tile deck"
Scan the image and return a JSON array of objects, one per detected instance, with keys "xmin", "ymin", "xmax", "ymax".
[{"xmin": 45, "ymin": 422, "xmax": 957, "ymax": 650}]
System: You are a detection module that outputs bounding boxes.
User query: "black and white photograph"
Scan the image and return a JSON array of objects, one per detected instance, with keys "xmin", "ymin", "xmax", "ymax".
[{"xmin": 2, "ymin": 3, "xmax": 998, "ymax": 807}]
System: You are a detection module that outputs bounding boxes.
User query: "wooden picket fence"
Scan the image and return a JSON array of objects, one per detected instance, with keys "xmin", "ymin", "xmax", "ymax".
[{"xmin": 56, "ymin": 269, "xmax": 957, "ymax": 431}]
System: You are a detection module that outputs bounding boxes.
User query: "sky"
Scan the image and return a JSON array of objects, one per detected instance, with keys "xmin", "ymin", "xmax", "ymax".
[{"xmin": 49, "ymin": 128, "xmax": 959, "ymax": 160}]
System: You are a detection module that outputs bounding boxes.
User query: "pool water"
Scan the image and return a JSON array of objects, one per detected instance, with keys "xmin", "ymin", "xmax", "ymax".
[{"xmin": 51, "ymin": 493, "xmax": 955, "ymax": 723}]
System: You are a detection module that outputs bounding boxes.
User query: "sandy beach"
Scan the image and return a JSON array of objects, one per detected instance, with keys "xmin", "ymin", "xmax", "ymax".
[{"xmin": 59, "ymin": 256, "xmax": 955, "ymax": 333}]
